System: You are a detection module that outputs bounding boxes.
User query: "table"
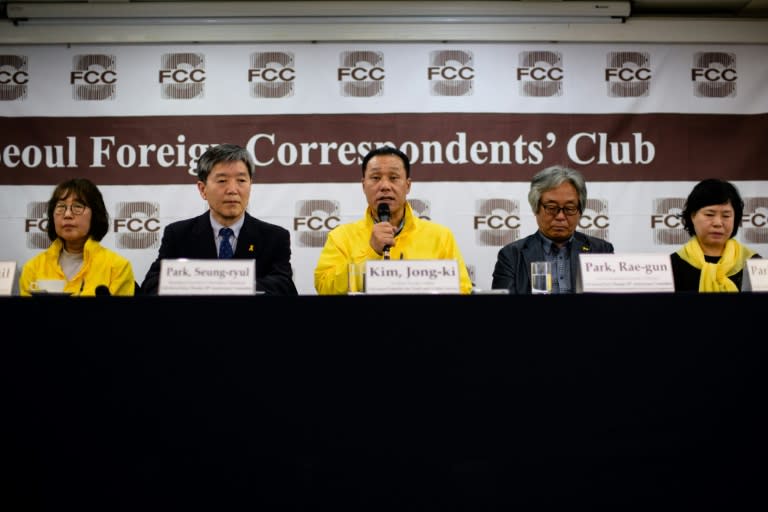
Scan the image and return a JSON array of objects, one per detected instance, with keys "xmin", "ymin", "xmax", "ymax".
[{"xmin": 2, "ymin": 293, "xmax": 766, "ymax": 510}]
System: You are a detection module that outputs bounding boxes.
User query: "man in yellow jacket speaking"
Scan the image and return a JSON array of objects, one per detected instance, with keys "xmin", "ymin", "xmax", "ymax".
[{"xmin": 314, "ymin": 145, "xmax": 473, "ymax": 295}]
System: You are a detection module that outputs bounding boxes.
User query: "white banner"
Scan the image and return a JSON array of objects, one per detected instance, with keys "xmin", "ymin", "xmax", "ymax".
[{"xmin": 1, "ymin": 43, "xmax": 767, "ymax": 294}]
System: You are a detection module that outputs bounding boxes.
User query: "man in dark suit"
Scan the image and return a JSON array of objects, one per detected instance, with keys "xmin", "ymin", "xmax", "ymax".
[
  {"xmin": 140, "ymin": 143, "xmax": 297, "ymax": 296},
  {"xmin": 492, "ymin": 165, "xmax": 614, "ymax": 294}
]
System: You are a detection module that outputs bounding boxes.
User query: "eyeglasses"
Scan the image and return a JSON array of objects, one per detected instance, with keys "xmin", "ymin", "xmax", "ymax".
[
  {"xmin": 53, "ymin": 202, "xmax": 88, "ymax": 216},
  {"xmin": 539, "ymin": 203, "xmax": 580, "ymax": 217}
]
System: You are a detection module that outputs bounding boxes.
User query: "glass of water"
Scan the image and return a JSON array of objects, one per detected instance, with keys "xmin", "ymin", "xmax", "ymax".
[{"xmin": 530, "ymin": 261, "xmax": 553, "ymax": 294}]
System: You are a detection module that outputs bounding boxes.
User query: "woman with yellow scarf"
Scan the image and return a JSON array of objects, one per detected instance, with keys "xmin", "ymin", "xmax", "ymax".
[{"xmin": 671, "ymin": 179, "xmax": 761, "ymax": 292}]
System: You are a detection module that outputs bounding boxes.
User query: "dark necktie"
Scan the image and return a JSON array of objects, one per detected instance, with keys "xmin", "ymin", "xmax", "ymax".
[
  {"xmin": 219, "ymin": 227, "xmax": 234, "ymax": 259},
  {"xmin": 551, "ymin": 245, "xmax": 561, "ymax": 294}
]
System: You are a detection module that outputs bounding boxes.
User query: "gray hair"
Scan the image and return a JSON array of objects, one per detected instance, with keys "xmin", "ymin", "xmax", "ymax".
[
  {"xmin": 527, "ymin": 165, "xmax": 587, "ymax": 214},
  {"xmin": 195, "ymin": 143, "xmax": 255, "ymax": 183}
]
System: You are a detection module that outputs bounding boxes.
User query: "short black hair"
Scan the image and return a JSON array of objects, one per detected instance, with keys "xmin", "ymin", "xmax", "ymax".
[
  {"xmin": 680, "ymin": 178, "xmax": 745, "ymax": 238},
  {"xmin": 46, "ymin": 178, "xmax": 109, "ymax": 241},
  {"xmin": 361, "ymin": 145, "xmax": 410, "ymax": 178}
]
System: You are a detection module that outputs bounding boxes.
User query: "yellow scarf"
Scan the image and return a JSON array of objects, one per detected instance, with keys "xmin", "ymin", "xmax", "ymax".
[{"xmin": 676, "ymin": 237, "xmax": 756, "ymax": 292}]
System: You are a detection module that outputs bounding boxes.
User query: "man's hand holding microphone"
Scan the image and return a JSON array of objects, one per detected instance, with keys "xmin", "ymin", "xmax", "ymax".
[{"xmin": 374, "ymin": 203, "xmax": 393, "ymax": 259}]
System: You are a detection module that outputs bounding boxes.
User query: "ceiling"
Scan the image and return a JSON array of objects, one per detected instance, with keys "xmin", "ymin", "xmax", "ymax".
[
  {"xmin": 0, "ymin": 1, "xmax": 767, "ymax": 19},
  {"xmin": 2, "ymin": 1, "xmax": 767, "ymax": 44},
  {"xmin": 628, "ymin": 0, "xmax": 768, "ymax": 17}
]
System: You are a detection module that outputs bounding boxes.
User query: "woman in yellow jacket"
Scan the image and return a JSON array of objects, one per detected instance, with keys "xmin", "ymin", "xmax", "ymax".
[{"xmin": 19, "ymin": 178, "xmax": 136, "ymax": 296}]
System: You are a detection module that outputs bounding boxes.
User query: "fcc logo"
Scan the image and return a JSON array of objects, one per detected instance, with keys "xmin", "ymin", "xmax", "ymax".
[
  {"xmin": 692, "ymin": 52, "xmax": 736, "ymax": 98},
  {"xmin": 742, "ymin": 197, "xmax": 768, "ymax": 244},
  {"xmin": 113, "ymin": 202, "xmax": 161, "ymax": 250},
  {"xmin": 338, "ymin": 50, "xmax": 384, "ymax": 97},
  {"xmin": 71, "ymin": 54, "xmax": 117, "ymax": 101},
  {"xmin": 293, "ymin": 199, "xmax": 341, "ymax": 248},
  {"xmin": 473, "ymin": 198, "xmax": 520, "ymax": 247},
  {"xmin": 0, "ymin": 54, "xmax": 28, "ymax": 101},
  {"xmin": 579, "ymin": 199, "xmax": 610, "ymax": 241},
  {"xmin": 249, "ymin": 51, "xmax": 295, "ymax": 98},
  {"xmin": 650, "ymin": 197, "xmax": 688, "ymax": 245},
  {"xmin": 159, "ymin": 52, "xmax": 205, "ymax": 100},
  {"xmin": 408, "ymin": 199, "xmax": 431, "ymax": 220},
  {"xmin": 428, "ymin": 50, "xmax": 474, "ymax": 97},
  {"xmin": 517, "ymin": 51, "xmax": 562, "ymax": 97},
  {"xmin": 605, "ymin": 51, "xmax": 650, "ymax": 98},
  {"xmin": 24, "ymin": 201, "xmax": 52, "ymax": 250}
]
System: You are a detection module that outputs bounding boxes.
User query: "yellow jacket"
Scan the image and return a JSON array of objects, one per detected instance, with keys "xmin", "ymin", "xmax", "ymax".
[
  {"xmin": 19, "ymin": 237, "xmax": 136, "ymax": 296},
  {"xmin": 314, "ymin": 203, "xmax": 473, "ymax": 295}
]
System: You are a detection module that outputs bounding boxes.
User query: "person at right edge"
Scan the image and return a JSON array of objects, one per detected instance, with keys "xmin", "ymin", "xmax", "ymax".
[
  {"xmin": 314, "ymin": 145, "xmax": 473, "ymax": 295},
  {"xmin": 670, "ymin": 178, "xmax": 760, "ymax": 292},
  {"xmin": 492, "ymin": 165, "xmax": 614, "ymax": 294}
]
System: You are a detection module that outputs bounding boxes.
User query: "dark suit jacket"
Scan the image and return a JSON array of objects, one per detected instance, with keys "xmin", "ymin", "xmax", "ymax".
[
  {"xmin": 491, "ymin": 231, "xmax": 615, "ymax": 294},
  {"xmin": 141, "ymin": 211, "xmax": 298, "ymax": 296}
]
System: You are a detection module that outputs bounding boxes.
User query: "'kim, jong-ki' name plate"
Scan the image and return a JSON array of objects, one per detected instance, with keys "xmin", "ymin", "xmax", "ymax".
[
  {"xmin": 364, "ymin": 259, "xmax": 460, "ymax": 295},
  {"xmin": 159, "ymin": 259, "xmax": 256, "ymax": 295}
]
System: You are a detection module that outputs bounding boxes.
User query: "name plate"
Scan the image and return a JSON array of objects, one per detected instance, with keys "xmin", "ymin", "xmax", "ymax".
[
  {"xmin": 365, "ymin": 259, "xmax": 460, "ymax": 294},
  {"xmin": 159, "ymin": 259, "xmax": 256, "ymax": 295},
  {"xmin": 744, "ymin": 259, "xmax": 768, "ymax": 292},
  {"xmin": 0, "ymin": 261, "xmax": 16, "ymax": 296},
  {"xmin": 578, "ymin": 253, "xmax": 674, "ymax": 293}
]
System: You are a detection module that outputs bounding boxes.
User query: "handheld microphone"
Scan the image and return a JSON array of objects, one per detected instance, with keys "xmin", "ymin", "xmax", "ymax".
[
  {"xmin": 377, "ymin": 203, "xmax": 391, "ymax": 260},
  {"xmin": 95, "ymin": 285, "xmax": 111, "ymax": 296}
]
